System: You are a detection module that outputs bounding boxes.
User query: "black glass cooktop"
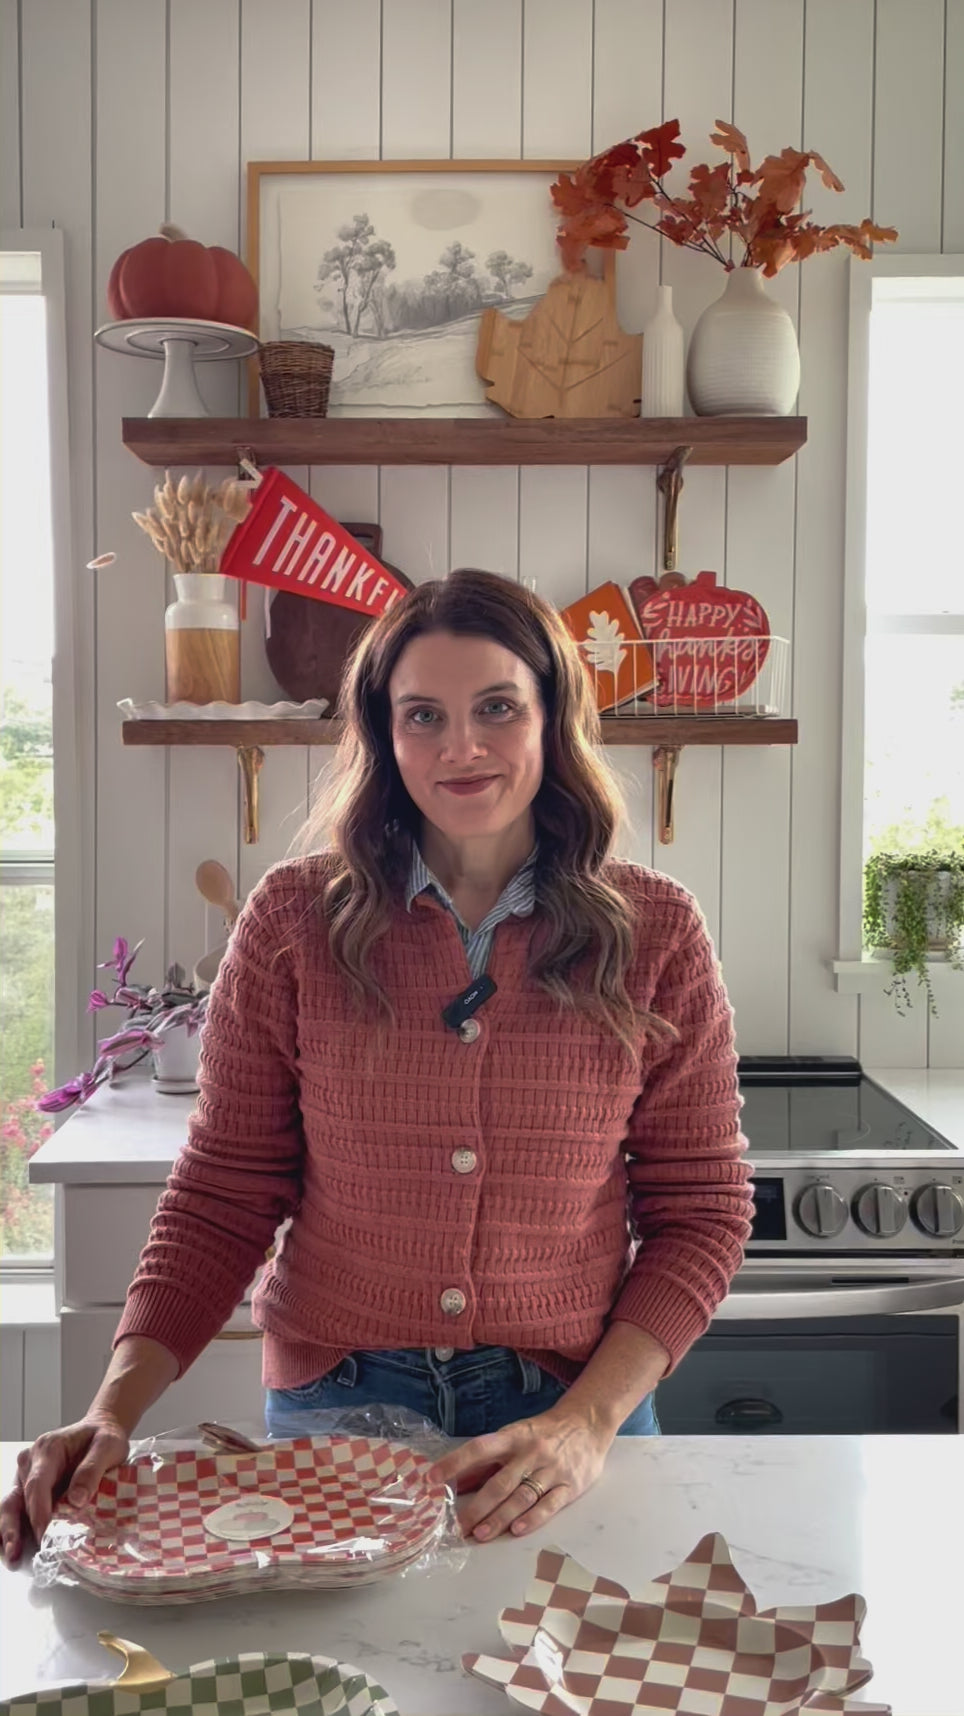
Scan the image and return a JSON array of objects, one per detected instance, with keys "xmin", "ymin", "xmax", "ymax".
[{"xmin": 736, "ymin": 1056, "xmax": 956, "ymax": 1155}]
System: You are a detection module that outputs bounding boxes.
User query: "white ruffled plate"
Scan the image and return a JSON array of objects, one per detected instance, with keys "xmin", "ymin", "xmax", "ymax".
[{"xmin": 118, "ymin": 698, "xmax": 329, "ymax": 720}]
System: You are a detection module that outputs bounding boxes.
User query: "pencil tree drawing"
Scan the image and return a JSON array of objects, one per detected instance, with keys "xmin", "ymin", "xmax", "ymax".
[
  {"xmin": 486, "ymin": 250, "xmax": 534, "ymax": 297},
  {"xmin": 315, "ymin": 214, "xmax": 397, "ymax": 336},
  {"xmin": 315, "ymin": 217, "xmax": 539, "ymax": 338}
]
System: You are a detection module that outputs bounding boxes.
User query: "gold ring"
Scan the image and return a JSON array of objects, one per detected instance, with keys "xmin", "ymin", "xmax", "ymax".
[{"xmin": 518, "ymin": 1472, "xmax": 546, "ymax": 1503}]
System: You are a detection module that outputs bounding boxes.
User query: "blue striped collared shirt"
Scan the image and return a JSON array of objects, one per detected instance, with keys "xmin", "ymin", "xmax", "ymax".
[{"xmin": 406, "ymin": 843, "xmax": 537, "ymax": 978}]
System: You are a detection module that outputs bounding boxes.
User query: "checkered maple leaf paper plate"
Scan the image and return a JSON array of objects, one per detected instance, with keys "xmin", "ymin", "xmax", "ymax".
[
  {"xmin": 0, "ymin": 1651, "xmax": 398, "ymax": 1716},
  {"xmin": 463, "ymin": 1535, "xmax": 891, "ymax": 1716},
  {"xmin": 39, "ymin": 1437, "xmax": 447, "ymax": 1603}
]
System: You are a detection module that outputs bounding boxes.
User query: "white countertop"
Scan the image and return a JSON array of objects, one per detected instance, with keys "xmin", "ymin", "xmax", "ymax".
[
  {"xmin": 29, "ymin": 1077, "xmax": 195, "ymax": 1184},
  {"xmin": 863, "ymin": 1068, "xmax": 964, "ymax": 1148},
  {"xmin": 0, "ymin": 1437, "xmax": 960, "ymax": 1715},
  {"xmin": 29, "ymin": 1068, "xmax": 964, "ymax": 1187}
]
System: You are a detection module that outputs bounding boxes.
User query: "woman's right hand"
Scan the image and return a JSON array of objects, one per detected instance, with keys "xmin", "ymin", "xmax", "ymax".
[{"xmin": 0, "ymin": 1416, "xmax": 130, "ymax": 1566}]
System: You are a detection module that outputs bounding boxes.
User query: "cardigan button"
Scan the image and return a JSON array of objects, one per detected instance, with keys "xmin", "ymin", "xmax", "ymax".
[
  {"xmin": 440, "ymin": 1287, "xmax": 466, "ymax": 1316},
  {"xmin": 451, "ymin": 1148, "xmax": 477, "ymax": 1174},
  {"xmin": 458, "ymin": 1018, "xmax": 481, "ymax": 1043}
]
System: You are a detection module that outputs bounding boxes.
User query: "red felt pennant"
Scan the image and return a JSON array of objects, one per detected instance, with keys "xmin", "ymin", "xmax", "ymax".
[{"xmin": 220, "ymin": 467, "xmax": 409, "ymax": 617}]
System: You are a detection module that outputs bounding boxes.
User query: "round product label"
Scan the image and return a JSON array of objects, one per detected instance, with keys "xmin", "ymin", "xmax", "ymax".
[{"xmin": 203, "ymin": 1494, "xmax": 294, "ymax": 1542}]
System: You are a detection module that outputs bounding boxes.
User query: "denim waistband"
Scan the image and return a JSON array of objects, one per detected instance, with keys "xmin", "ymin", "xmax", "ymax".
[{"xmin": 333, "ymin": 1344, "xmax": 545, "ymax": 1393}]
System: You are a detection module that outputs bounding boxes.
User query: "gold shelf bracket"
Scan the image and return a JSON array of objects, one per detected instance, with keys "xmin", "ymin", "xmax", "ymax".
[
  {"xmin": 655, "ymin": 444, "xmax": 693, "ymax": 572},
  {"xmin": 237, "ymin": 744, "xmax": 265, "ymax": 844},
  {"xmin": 653, "ymin": 745, "xmax": 682, "ymax": 845}
]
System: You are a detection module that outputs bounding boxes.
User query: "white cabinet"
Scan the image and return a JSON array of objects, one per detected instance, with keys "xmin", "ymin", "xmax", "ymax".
[
  {"xmin": 56, "ymin": 1183, "xmax": 265, "ymax": 1430},
  {"xmin": 29, "ymin": 1081, "xmax": 267, "ymax": 1434},
  {"xmin": 61, "ymin": 1185, "xmax": 172, "ymax": 1307},
  {"xmin": 59, "ymin": 1308, "xmax": 265, "ymax": 1436},
  {"xmin": 60, "ymin": 1185, "xmax": 257, "ymax": 1308}
]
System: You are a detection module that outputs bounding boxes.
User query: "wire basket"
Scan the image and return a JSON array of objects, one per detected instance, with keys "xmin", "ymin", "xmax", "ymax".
[
  {"xmin": 586, "ymin": 635, "xmax": 790, "ymax": 717},
  {"xmin": 258, "ymin": 341, "xmax": 334, "ymax": 417}
]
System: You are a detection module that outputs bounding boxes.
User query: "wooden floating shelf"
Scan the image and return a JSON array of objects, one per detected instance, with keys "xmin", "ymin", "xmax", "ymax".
[
  {"xmin": 122, "ymin": 717, "xmax": 798, "ymax": 749},
  {"xmin": 121, "ymin": 415, "xmax": 807, "ymax": 469}
]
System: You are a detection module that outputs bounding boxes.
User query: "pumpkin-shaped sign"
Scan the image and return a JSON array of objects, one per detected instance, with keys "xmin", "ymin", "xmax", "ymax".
[
  {"xmin": 628, "ymin": 569, "xmax": 770, "ymax": 709},
  {"xmin": 106, "ymin": 224, "xmax": 258, "ymax": 331}
]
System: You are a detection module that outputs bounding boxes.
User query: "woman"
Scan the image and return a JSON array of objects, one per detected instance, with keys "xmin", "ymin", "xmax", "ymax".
[{"xmin": 1, "ymin": 570, "xmax": 752, "ymax": 1565}]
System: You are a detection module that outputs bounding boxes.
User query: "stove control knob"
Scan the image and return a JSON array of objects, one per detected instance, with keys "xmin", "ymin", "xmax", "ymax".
[
  {"xmin": 912, "ymin": 1183, "xmax": 964, "ymax": 1238},
  {"xmin": 853, "ymin": 1183, "xmax": 907, "ymax": 1237},
  {"xmin": 796, "ymin": 1183, "xmax": 849, "ymax": 1238}
]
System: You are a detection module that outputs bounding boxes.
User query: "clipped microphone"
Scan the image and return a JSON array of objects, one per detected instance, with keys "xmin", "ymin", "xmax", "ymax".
[{"xmin": 441, "ymin": 975, "xmax": 498, "ymax": 1032}]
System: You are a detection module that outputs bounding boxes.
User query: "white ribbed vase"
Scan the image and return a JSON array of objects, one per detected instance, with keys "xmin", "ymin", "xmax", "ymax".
[
  {"xmin": 686, "ymin": 266, "xmax": 800, "ymax": 416},
  {"xmin": 641, "ymin": 284, "xmax": 684, "ymax": 416}
]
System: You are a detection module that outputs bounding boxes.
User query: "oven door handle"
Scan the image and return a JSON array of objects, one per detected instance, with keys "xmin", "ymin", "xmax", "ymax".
[{"xmin": 714, "ymin": 1278, "xmax": 964, "ymax": 1319}]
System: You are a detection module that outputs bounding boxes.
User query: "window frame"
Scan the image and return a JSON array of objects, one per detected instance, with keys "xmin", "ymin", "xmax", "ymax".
[
  {"xmin": 1, "ymin": 227, "xmax": 82, "ymax": 1276},
  {"xmin": 838, "ymin": 251, "xmax": 964, "ymax": 975}
]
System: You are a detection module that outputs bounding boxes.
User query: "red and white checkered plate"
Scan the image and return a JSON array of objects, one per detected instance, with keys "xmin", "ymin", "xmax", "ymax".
[
  {"xmin": 463, "ymin": 1536, "xmax": 891, "ymax": 1716},
  {"xmin": 60, "ymin": 1436, "xmax": 447, "ymax": 1599}
]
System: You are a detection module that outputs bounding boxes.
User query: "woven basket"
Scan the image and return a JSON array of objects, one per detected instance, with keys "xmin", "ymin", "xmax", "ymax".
[{"xmin": 258, "ymin": 341, "xmax": 334, "ymax": 417}]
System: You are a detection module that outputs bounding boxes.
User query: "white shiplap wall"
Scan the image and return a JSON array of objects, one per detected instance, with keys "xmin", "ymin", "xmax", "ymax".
[{"xmin": 2, "ymin": 0, "xmax": 962, "ymax": 1069}]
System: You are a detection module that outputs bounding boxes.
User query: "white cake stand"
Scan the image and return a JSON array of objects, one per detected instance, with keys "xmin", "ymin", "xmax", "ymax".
[{"xmin": 94, "ymin": 318, "xmax": 259, "ymax": 417}]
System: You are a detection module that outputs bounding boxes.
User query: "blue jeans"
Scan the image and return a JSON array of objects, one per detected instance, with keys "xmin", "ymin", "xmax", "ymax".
[{"xmin": 264, "ymin": 1345, "xmax": 659, "ymax": 1440}]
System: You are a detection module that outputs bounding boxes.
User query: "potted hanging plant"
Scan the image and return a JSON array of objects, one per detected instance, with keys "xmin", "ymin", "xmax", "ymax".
[
  {"xmin": 551, "ymin": 120, "xmax": 897, "ymax": 415},
  {"xmin": 36, "ymin": 937, "xmax": 209, "ymax": 1113},
  {"xmin": 863, "ymin": 850, "xmax": 964, "ymax": 1017}
]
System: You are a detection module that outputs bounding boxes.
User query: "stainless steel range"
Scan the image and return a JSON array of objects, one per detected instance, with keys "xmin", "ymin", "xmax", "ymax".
[{"xmin": 656, "ymin": 1057, "xmax": 964, "ymax": 1434}]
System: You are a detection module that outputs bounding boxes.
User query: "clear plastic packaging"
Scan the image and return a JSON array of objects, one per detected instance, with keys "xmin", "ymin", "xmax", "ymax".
[{"xmin": 33, "ymin": 1406, "xmax": 465, "ymax": 1603}]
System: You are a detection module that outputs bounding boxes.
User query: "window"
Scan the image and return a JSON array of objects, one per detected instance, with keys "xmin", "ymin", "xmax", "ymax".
[
  {"xmin": 0, "ymin": 236, "xmax": 75, "ymax": 1263},
  {"xmin": 863, "ymin": 275, "xmax": 964, "ymax": 859},
  {"xmin": 839, "ymin": 257, "xmax": 964, "ymax": 964}
]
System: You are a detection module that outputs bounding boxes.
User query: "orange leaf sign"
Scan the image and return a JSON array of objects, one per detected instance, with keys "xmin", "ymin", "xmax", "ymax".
[
  {"xmin": 561, "ymin": 583, "xmax": 656, "ymax": 713},
  {"xmin": 475, "ymin": 272, "xmax": 642, "ymax": 420}
]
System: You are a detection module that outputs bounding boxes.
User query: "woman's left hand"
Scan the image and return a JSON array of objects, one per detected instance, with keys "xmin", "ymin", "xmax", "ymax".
[{"xmin": 431, "ymin": 1406, "xmax": 613, "ymax": 1541}]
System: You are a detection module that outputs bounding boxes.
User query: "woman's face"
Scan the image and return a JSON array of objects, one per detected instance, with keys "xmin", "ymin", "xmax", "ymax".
[{"xmin": 387, "ymin": 630, "xmax": 545, "ymax": 844}]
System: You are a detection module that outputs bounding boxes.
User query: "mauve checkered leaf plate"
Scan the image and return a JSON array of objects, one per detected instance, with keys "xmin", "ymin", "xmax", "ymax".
[
  {"xmin": 0, "ymin": 1653, "xmax": 397, "ymax": 1716},
  {"xmin": 55, "ymin": 1437, "xmax": 446, "ymax": 1600},
  {"xmin": 463, "ymin": 1536, "xmax": 890, "ymax": 1716}
]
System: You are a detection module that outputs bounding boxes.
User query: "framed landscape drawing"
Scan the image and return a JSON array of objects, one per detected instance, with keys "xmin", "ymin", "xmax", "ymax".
[{"xmin": 246, "ymin": 159, "xmax": 577, "ymax": 417}]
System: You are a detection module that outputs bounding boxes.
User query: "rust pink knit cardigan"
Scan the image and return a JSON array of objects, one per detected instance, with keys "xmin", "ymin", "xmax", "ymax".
[{"xmin": 116, "ymin": 855, "xmax": 753, "ymax": 1387}]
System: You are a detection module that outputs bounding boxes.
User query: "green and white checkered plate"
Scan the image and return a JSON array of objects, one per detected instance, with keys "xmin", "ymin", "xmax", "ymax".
[{"xmin": 0, "ymin": 1652, "xmax": 399, "ymax": 1716}]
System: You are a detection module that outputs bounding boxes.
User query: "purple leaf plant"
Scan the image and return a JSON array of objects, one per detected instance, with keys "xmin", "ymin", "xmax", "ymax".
[{"xmin": 38, "ymin": 938, "xmax": 208, "ymax": 1114}]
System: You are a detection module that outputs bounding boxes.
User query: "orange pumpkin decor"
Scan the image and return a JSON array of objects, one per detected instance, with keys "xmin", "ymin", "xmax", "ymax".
[
  {"xmin": 628, "ymin": 568, "xmax": 771, "ymax": 709},
  {"xmin": 560, "ymin": 582, "xmax": 657, "ymax": 713},
  {"xmin": 106, "ymin": 224, "xmax": 258, "ymax": 331}
]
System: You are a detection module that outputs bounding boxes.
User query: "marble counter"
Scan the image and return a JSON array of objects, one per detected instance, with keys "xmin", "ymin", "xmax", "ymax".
[
  {"xmin": 1, "ymin": 1437, "xmax": 960, "ymax": 1715},
  {"xmin": 29, "ymin": 1068, "xmax": 964, "ymax": 1189}
]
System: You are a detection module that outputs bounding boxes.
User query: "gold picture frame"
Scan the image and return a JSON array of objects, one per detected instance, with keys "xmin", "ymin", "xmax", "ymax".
[{"xmin": 245, "ymin": 158, "xmax": 578, "ymax": 418}]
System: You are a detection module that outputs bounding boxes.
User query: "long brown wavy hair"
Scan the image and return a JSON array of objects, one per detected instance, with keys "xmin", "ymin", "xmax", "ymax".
[{"xmin": 298, "ymin": 569, "xmax": 674, "ymax": 1062}]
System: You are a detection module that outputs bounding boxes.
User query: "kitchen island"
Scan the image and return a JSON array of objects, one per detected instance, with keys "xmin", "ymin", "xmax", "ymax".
[{"xmin": 0, "ymin": 1437, "xmax": 960, "ymax": 1716}]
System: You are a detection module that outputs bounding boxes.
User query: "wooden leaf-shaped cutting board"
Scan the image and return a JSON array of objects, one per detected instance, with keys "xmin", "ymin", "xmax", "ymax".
[{"xmin": 476, "ymin": 269, "xmax": 642, "ymax": 420}]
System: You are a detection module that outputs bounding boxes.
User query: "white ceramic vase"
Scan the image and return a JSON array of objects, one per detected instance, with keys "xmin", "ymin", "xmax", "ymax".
[
  {"xmin": 641, "ymin": 284, "xmax": 684, "ymax": 416},
  {"xmin": 686, "ymin": 266, "xmax": 800, "ymax": 416}
]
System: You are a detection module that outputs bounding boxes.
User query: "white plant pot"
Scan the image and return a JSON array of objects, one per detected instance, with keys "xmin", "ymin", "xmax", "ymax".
[
  {"xmin": 686, "ymin": 266, "xmax": 800, "ymax": 416},
  {"xmin": 875, "ymin": 872, "xmax": 964, "ymax": 961},
  {"xmin": 151, "ymin": 1015, "xmax": 203, "ymax": 1094}
]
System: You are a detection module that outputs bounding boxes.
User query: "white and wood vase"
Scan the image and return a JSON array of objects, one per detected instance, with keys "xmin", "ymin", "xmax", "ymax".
[
  {"xmin": 686, "ymin": 266, "xmax": 800, "ymax": 416},
  {"xmin": 641, "ymin": 285, "xmax": 684, "ymax": 416},
  {"xmin": 164, "ymin": 572, "xmax": 240, "ymax": 704}
]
